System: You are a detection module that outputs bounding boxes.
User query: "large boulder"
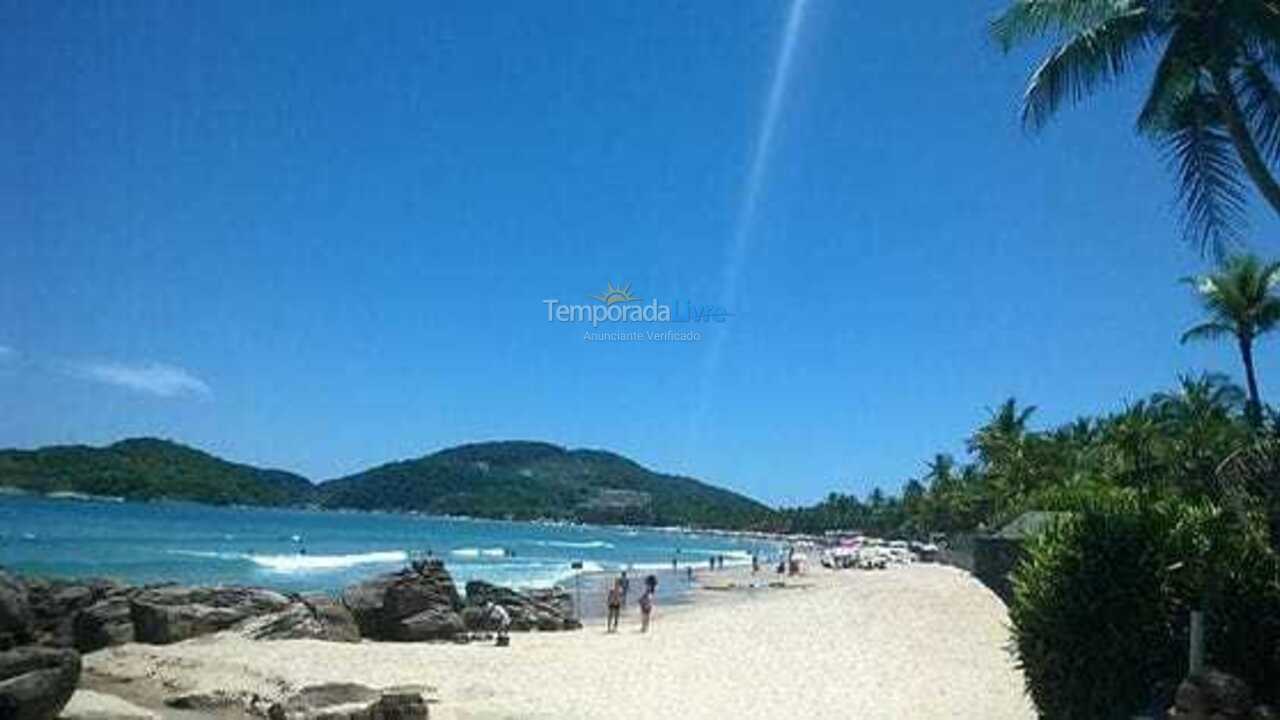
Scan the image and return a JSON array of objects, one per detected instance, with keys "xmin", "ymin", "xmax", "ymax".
[
  {"xmin": 237, "ymin": 594, "xmax": 360, "ymax": 643},
  {"xmin": 463, "ymin": 581, "xmax": 580, "ymax": 632},
  {"xmin": 0, "ymin": 570, "xmax": 32, "ymax": 650},
  {"xmin": 360, "ymin": 691, "xmax": 429, "ymax": 720},
  {"xmin": 391, "ymin": 608, "xmax": 465, "ymax": 642},
  {"xmin": 265, "ymin": 683, "xmax": 429, "ymax": 720},
  {"xmin": 72, "ymin": 596, "xmax": 135, "ymax": 652},
  {"xmin": 23, "ymin": 578, "xmax": 127, "ymax": 649},
  {"xmin": 0, "ymin": 646, "xmax": 80, "ymax": 720},
  {"xmin": 341, "ymin": 561, "xmax": 463, "ymax": 641},
  {"xmin": 130, "ymin": 586, "xmax": 292, "ymax": 644}
]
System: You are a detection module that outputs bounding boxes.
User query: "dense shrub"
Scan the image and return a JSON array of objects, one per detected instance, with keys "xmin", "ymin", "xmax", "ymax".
[{"xmin": 1010, "ymin": 496, "xmax": 1280, "ymax": 720}]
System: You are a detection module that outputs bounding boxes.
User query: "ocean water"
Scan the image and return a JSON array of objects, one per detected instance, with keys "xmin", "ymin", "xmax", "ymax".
[{"xmin": 0, "ymin": 496, "xmax": 775, "ymax": 600}]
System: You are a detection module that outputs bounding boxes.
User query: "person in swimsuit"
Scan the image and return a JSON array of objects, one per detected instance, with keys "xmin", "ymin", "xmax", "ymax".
[{"xmin": 605, "ymin": 579, "xmax": 622, "ymax": 633}]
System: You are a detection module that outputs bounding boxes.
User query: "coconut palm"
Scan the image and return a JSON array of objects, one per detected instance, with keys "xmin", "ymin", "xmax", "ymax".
[
  {"xmin": 1155, "ymin": 372, "xmax": 1251, "ymax": 490},
  {"xmin": 968, "ymin": 398, "xmax": 1037, "ymax": 462},
  {"xmin": 991, "ymin": 0, "xmax": 1280, "ymax": 255},
  {"xmin": 1182, "ymin": 254, "xmax": 1280, "ymax": 425}
]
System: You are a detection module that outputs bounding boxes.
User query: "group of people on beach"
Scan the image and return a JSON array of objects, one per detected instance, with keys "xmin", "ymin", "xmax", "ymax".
[{"xmin": 605, "ymin": 570, "xmax": 656, "ymax": 634}]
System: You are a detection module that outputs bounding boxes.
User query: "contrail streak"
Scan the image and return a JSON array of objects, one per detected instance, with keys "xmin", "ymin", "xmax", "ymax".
[
  {"xmin": 690, "ymin": 0, "xmax": 810, "ymax": 446},
  {"xmin": 720, "ymin": 0, "xmax": 809, "ymax": 314}
]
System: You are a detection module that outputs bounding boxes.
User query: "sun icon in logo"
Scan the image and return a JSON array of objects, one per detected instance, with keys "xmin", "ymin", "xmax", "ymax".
[{"xmin": 592, "ymin": 282, "xmax": 641, "ymax": 305}]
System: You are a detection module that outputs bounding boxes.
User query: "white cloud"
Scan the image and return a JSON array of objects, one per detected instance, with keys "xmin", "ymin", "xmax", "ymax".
[{"xmin": 78, "ymin": 361, "xmax": 211, "ymax": 399}]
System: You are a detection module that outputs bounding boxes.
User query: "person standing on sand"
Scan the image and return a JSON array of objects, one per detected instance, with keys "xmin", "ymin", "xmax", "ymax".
[
  {"xmin": 605, "ymin": 580, "xmax": 622, "ymax": 633},
  {"xmin": 638, "ymin": 586, "xmax": 654, "ymax": 632},
  {"xmin": 619, "ymin": 571, "xmax": 630, "ymax": 608}
]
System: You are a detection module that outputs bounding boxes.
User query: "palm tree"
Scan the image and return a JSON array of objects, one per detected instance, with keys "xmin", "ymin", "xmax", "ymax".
[
  {"xmin": 1182, "ymin": 254, "xmax": 1280, "ymax": 424},
  {"xmin": 969, "ymin": 398, "xmax": 1038, "ymax": 520},
  {"xmin": 1101, "ymin": 400, "xmax": 1166, "ymax": 489},
  {"xmin": 991, "ymin": 0, "xmax": 1280, "ymax": 255},
  {"xmin": 1155, "ymin": 372, "xmax": 1251, "ymax": 490},
  {"xmin": 968, "ymin": 398, "xmax": 1037, "ymax": 462}
]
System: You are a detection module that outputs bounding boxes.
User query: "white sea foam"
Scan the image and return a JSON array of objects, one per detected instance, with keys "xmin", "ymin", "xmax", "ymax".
[
  {"xmin": 450, "ymin": 547, "xmax": 508, "ymax": 558},
  {"xmin": 167, "ymin": 549, "xmax": 408, "ymax": 573},
  {"xmin": 450, "ymin": 560, "xmax": 606, "ymax": 589},
  {"xmin": 250, "ymin": 550, "xmax": 408, "ymax": 572},
  {"xmin": 533, "ymin": 540, "xmax": 615, "ymax": 550},
  {"xmin": 168, "ymin": 550, "xmax": 244, "ymax": 561}
]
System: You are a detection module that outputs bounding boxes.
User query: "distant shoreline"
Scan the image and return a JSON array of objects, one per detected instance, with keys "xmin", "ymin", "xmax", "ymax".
[{"xmin": 0, "ymin": 488, "xmax": 792, "ymax": 541}]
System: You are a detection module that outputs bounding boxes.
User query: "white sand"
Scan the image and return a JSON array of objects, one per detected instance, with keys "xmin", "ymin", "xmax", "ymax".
[
  {"xmin": 84, "ymin": 564, "xmax": 1035, "ymax": 720},
  {"xmin": 60, "ymin": 689, "xmax": 160, "ymax": 719}
]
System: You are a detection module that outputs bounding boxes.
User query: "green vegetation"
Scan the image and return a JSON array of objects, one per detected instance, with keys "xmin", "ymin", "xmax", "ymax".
[
  {"xmin": 992, "ymin": 0, "xmax": 1280, "ymax": 253},
  {"xmin": 0, "ymin": 438, "xmax": 773, "ymax": 529},
  {"xmin": 775, "ymin": 371, "xmax": 1270, "ymax": 538},
  {"xmin": 316, "ymin": 441, "xmax": 774, "ymax": 528},
  {"xmin": 776, "ymin": 257, "xmax": 1280, "ymax": 718},
  {"xmin": 1182, "ymin": 254, "xmax": 1280, "ymax": 425},
  {"xmin": 0, "ymin": 437, "xmax": 312, "ymax": 506},
  {"xmin": 1011, "ymin": 495, "xmax": 1280, "ymax": 718}
]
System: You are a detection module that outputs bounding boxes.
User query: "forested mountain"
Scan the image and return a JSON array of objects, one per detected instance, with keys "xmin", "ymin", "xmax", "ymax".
[
  {"xmin": 0, "ymin": 438, "xmax": 774, "ymax": 529},
  {"xmin": 0, "ymin": 437, "xmax": 312, "ymax": 506},
  {"xmin": 316, "ymin": 441, "xmax": 773, "ymax": 528}
]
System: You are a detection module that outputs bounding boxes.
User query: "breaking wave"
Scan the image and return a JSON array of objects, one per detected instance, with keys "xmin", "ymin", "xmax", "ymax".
[{"xmin": 167, "ymin": 549, "xmax": 408, "ymax": 573}]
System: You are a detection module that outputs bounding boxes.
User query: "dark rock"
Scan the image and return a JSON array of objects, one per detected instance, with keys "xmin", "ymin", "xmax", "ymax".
[
  {"xmin": 23, "ymin": 578, "xmax": 126, "ymax": 649},
  {"xmin": 267, "ymin": 683, "xmax": 429, "ymax": 720},
  {"xmin": 301, "ymin": 594, "xmax": 361, "ymax": 643},
  {"xmin": 363, "ymin": 691, "xmax": 429, "ymax": 719},
  {"xmin": 238, "ymin": 594, "xmax": 360, "ymax": 643},
  {"xmin": 164, "ymin": 690, "xmax": 239, "ymax": 711},
  {"xmin": 524, "ymin": 587, "xmax": 575, "ymax": 619},
  {"xmin": 0, "ymin": 570, "xmax": 32, "ymax": 650},
  {"xmin": 341, "ymin": 561, "xmax": 463, "ymax": 641},
  {"xmin": 72, "ymin": 596, "xmax": 135, "ymax": 652},
  {"xmin": 130, "ymin": 586, "xmax": 292, "ymax": 644},
  {"xmin": 0, "ymin": 646, "xmax": 80, "ymax": 720},
  {"xmin": 463, "ymin": 581, "xmax": 580, "ymax": 632},
  {"xmin": 392, "ymin": 608, "xmax": 465, "ymax": 642}
]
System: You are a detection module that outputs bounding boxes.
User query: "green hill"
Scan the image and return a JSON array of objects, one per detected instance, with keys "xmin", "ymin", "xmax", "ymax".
[
  {"xmin": 0, "ymin": 438, "xmax": 775, "ymax": 529},
  {"xmin": 0, "ymin": 437, "xmax": 313, "ymax": 506},
  {"xmin": 316, "ymin": 440, "xmax": 773, "ymax": 528}
]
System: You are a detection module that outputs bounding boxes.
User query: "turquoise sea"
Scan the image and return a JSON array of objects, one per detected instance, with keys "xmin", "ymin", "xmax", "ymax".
[{"xmin": 0, "ymin": 496, "xmax": 774, "ymax": 601}]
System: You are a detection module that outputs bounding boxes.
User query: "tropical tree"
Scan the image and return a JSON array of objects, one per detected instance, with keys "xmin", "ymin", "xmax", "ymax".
[
  {"xmin": 991, "ymin": 0, "xmax": 1280, "ymax": 254},
  {"xmin": 1155, "ymin": 372, "xmax": 1250, "ymax": 491},
  {"xmin": 1099, "ymin": 400, "xmax": 1166, "ymax": 490},
  {"xmin": 969, "ymin": 398, "xmax": 1040, "ymax": 521},
  {"xmin": 1182, "ymin": 254, "xmax": 1280, "ymax": 424}
]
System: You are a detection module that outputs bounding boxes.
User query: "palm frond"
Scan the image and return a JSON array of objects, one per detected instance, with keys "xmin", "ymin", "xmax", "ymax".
[
  {"xmin": 1229, "ymin": 0, "xmax": 1280, "ymax": 60},
  {"xmin": 1021, "ymin": 8, "xmax": 1156, "ymax": 130},
  {"xmin": 1181, "ymin": 321, "xmax": 1235, "ymax": 343},
  {"xmin": 991, "ymin": 0, "xmax": 1138, "ymax": 52},
  {"xmin": 1254, "ymin": 297, "xmax": 1280, "ymax": 332},
  {"xmin": 1137, "ymin": 26, "xmax": 1200, "ymax": 134},
  {"xmin": 1237, "ymin": 60, "xmax": 1280, "ymax": 166},
  {"xmin": 1161, "ymin": 86, "xmax": 1249, "ymax": 257}
]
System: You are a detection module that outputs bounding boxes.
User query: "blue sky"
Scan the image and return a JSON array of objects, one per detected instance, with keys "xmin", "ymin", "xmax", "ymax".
[{"xmin": 3, "ymin": 0, "xmax": 1279, "ymax": 506}]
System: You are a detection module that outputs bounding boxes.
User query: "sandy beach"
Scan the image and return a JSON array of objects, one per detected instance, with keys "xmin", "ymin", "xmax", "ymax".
[{"xmin": 78, "ymin": 563, "xmax": 1034, "ymax": 720}]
